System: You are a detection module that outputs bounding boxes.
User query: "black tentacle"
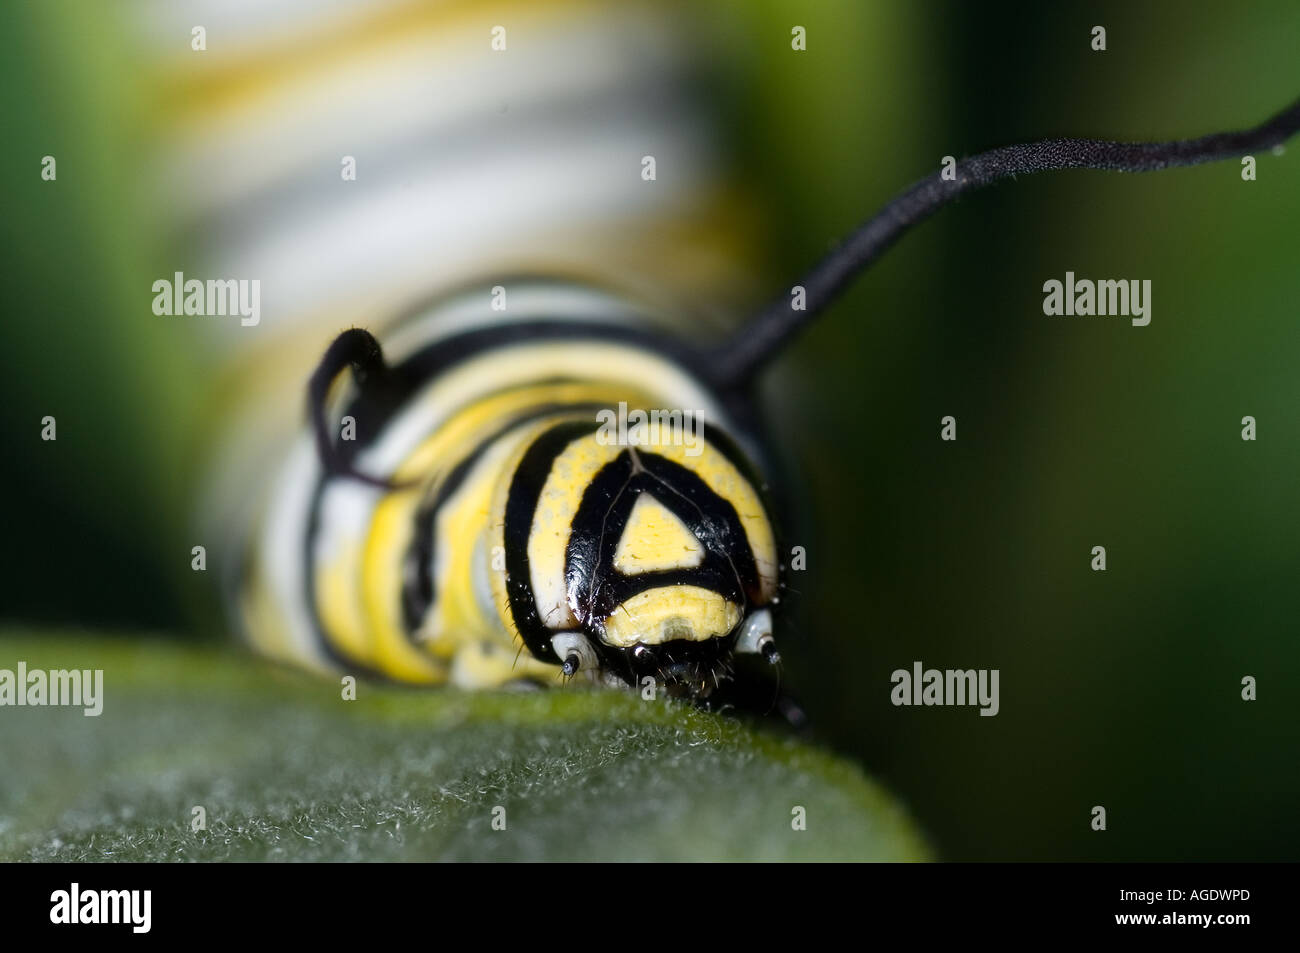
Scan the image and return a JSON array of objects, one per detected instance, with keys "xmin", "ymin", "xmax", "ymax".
[
  {"xmin": 307, "ymin": 327, "xmax": 411, "ymax": 489},
  {"xmin": 711, "ymin": 94, "xmax": 1300, "ymax": 389}
]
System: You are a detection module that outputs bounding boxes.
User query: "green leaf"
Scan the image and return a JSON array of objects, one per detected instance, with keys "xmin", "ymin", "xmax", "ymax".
[{"xmin": 0, "ymin": 634, "xmax": 930, "ymax": 862}]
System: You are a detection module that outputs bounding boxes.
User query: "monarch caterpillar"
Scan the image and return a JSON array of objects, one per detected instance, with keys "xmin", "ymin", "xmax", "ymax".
[{"xmin": 237, "ymin": 96, "xmax": 1300, "ymax": 709}]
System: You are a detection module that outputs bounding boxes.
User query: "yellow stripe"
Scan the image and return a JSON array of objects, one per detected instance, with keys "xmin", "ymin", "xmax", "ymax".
[
  {"xmin": 315, "ymin": 544, "xmax": 385, "ymax": 669},
  {"xmin": 525, "ymin": 430, "xmax": 623, "ymax": 628},
  {"xmin": 356, "ymin": 382, "xmax": 654, "ymax": 683},
  {"xmin": 630, "ymin": 425, "xmax": 779, "ymax": 602},
  {"xmin": 154, "ymin": 0, "xmax": 603, "ymax": 125},
  {"xmin": 602, "ymin": 585, "xmax": 741, "ymax": 648},
  {"xmin": 359, "ymin": 484, "xmax": 445, "ymax": 683}
]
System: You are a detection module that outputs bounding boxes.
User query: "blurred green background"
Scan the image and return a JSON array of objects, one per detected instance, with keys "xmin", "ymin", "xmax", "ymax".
[{"xmin": 1, "ymin": 1, "xmax": 1296, "ymax": 860}]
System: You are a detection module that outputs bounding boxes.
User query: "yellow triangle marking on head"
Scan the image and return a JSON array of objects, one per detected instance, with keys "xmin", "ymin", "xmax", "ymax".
[{"xmin": 613, "ymin": 493, "xmax": 704, "ymax": 575}]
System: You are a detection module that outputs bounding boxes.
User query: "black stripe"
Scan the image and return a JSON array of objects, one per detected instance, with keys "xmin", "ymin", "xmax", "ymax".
[
  {"xmin": 331, "ymin": 321, "xmax": 720, "ymax": 482},
  {"xmin": 566, "ymin": 450, "xmax": 760, "ymax": 630},
  {"xmin": 401, "ymin": 400, "xmax": 609, "ymax": 637},
  {"xmin": 396, "ymin": 321, "xmax": 703, "ymax": 386},
  {"xmin": 401, "ymin": 437, "xmax": 499, "ymax": 634},
  {"xmin": 502, "ymin": 419, "xmax": 604, "ymax": 663},
  {"xmin": 639, "ymin": 452, "xmax": 762, "ymax": 599}
]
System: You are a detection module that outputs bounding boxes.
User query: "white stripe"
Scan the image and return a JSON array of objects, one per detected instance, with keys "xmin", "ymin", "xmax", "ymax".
[
  {"xmin": 354, "ymin": 340, "xmax": 731, "ymax": 480},
  {"xmin": 258, "ymin": 436, "xmax": 332, "ymax": 669},
  {"xmin": 379, "ymin": 282, "xmax": 651, "ymax": 363}
]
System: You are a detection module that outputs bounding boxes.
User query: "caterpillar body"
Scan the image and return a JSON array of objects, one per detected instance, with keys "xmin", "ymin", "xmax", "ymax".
[{"xmin": 240, "ymin": 282, "xmax": 784, "ymax": 702}]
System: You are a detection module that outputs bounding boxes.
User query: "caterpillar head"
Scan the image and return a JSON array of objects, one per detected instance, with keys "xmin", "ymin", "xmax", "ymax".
[{"xmin": 500, "ymin": 416, "xmax": 782, "ymax": 701}]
